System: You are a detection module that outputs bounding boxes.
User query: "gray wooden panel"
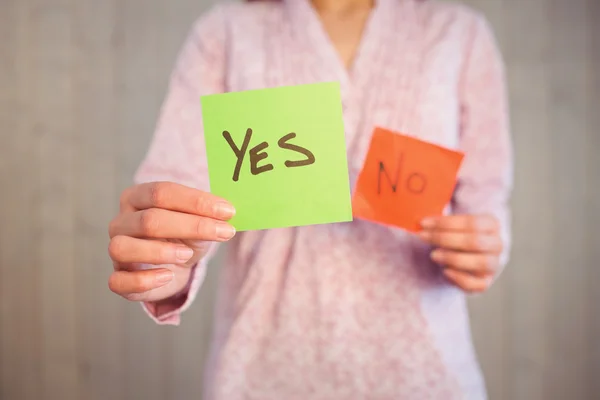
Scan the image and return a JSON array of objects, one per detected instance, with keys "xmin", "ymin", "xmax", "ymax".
[
  {"xmin": 545, "ymin": 2, "xmax": 592, "ymax": 398},
  {"xmin": 71, "ymin": 1, "xmax": 127, "ymax": 399},
  {"xmin": 1, "ymin": 2, "xmax": 18, "ymax": 398},
  {"xmin": 586, "ymin": 0, "xmax": 600, "ymax": 396},
  {"xmin": 508, "ymin": 63, "xmax": 556, "ymax": 400},
  {"xmin": 31, "ymin": 0, "xmax": 81, "ymax": 398},
  {"xmin": 0, "ymin": 0, "xmax": 44, "ymax": 399}
]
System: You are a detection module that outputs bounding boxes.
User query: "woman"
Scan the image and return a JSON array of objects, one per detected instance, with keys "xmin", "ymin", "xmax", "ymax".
[{"xmin": 107, "ymin": 0, "xmax": 512, "ymax": 398}]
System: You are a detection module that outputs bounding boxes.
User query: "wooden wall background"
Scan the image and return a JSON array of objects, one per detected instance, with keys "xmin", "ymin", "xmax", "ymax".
[{"xmin": 0, "ymin": 0, "xmax": 598, "ymax": 399}]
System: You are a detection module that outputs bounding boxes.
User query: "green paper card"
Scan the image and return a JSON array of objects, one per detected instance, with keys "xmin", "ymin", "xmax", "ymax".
[{"xmin": 200, "ymin": 82, "xmax": 353, "ymax": 231}]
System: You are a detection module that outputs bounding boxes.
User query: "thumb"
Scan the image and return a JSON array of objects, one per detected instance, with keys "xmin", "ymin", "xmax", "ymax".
[{"xmin": 179, "ymin": 239, "xmax": 215, "ymax": 266}]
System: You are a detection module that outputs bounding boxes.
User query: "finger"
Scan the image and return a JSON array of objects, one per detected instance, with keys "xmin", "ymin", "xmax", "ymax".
[
  {"xmin": 430, "ymin": 249, "xmax": 499, "ymax": 275},
  {"xmin": 128, "ymin": 182, "xmax": 235, "ymax": 220},
  {"xmin": 108, "ymin": 236, "xmax": 195, "ymax": 265},
  {"xmin": 119, "ymin": 187, "xmax": 132, "ymax": 212},
  {"xmin": 418, "ymin": 231, "xmax": 502, "ymax": 253},
  {"xmin": 111, "ymin": 262, "xmax": 193, "ymax": 302},
  {"xmin": 109, "ymin": 208, "xmax": 236, "ymax": 241},
  {"xmin": 442, "ymin": 268, "xmax": 492, "ymax": 293},
  {"xmin": 420, "ymin": 214, "xmax": 499, "ymax": 233},
  {"xmin": 108, "ymin": 268, "xmax": 174, "ymax": 296}
]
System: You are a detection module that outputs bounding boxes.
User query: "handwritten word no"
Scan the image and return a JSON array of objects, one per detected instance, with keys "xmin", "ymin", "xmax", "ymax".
[
  {"xmin": 378, "ymin": 153, "xmax": 427, "ymax": 195},
  {"xmin": 223, "ymin": 128, "xmax": 316, "ymax": 182}
]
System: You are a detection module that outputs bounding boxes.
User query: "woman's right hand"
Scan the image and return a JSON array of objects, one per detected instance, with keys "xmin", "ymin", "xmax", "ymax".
[{"xmin": 107, "ymin": 182, "xmax": 236, "ymax": 303}]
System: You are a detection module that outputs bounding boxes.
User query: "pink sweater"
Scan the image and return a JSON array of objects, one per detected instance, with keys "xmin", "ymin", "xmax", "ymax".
[{"xmin": 134, "ymin": 0, "xmax": 513, "ymax": 398}]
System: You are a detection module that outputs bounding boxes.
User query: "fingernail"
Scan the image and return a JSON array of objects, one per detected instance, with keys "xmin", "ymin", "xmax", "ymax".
[
  {"xmin": 418, "ymin": 231, "xmax": 431, "ymax": 240},
  {"xmin": 421, "ymin": 218, "xmax": 435, "ymax": 228},
  {"xmin": 431, "ymin": 250, "xmax": 443, "ymax": 263},
  {"xmin": 154, "ymin": 270, "xmax": 174, "ymax": 285},
  {"xmin": 216, "ymin": 223, "xmax": 236, "ymax": 241},
  {"xmin": 215, "ymin": 202, "xmax": 236, "ymax": 220},
  {"xmin": 175, "ymin": 246, "xmax": 194, "ymax": 262}
]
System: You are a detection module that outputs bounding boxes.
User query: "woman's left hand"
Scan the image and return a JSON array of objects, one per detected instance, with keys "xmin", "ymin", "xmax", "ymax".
[{"xmin": 418, "ymin": 214, "xmax": 503, "ymax": 293}]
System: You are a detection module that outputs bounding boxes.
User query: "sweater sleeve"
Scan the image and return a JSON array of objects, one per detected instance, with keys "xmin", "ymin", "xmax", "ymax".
[
  {"xmin": 452, "ymin": 14, "xmax": 514, "ymax": 277},
  {"xmin": 133, "ymin": 6, "xmax": 227, "ymax": 325}
]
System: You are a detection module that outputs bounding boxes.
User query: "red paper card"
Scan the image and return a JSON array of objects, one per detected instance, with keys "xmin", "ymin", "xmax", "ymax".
[{"xmin": 352, "ymin": 127, "xmax": 465, "ymax": 232}]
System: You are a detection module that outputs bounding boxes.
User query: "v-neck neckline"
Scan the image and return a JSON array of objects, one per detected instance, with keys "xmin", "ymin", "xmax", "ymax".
[{"xmin": 284, "ymin": 0, "xmax": 399, "ymax": 92}]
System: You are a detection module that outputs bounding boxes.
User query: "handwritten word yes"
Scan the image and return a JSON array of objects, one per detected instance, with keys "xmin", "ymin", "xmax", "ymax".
[{"xmin": 223, "ymin": 128, "xmax": 316, "ymax": 182}]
